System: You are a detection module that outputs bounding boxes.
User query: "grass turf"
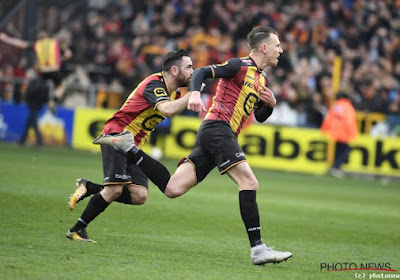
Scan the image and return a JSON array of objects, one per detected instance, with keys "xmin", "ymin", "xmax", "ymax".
[{"xmin": 0, "ymin": 142, "xmax": 399, "ymax": 280}]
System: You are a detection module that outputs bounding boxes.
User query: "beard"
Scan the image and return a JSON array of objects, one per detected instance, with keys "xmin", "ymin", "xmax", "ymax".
[{"xmin": 176, "ymin": 73, "xmax": 191, "ymax": 87}]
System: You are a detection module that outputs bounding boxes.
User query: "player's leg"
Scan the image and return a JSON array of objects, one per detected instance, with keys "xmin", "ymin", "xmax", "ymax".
[
  {"xmin": 69, "ymin": 178, "xmax": 103, "ymax": 210},
  {"xmin": 205, "ymin": 121, "xmax": 263, "ymax": 249},
  {"xmin": 163, "ymin": 141, "xmax": 215, "ymax": 198},
  {"xmin": 163, "ymin": 161, "xmax": 197, "ymax": 198},
  {"xmin": 226, "ymin": 162, "xmax": 260, "ymax": 246},
  {"xmin": 127, "ymin": 185, "xmax": 148, "ymax": 205},
  {"xmin": 67, "ymin": 145, "xmax": 130, "ymax": 242},
  {"xmin": 67, "ymin": 185, "xmax": 121, "ymax": 243},
  {"xmin": 206, "ymin": 120, "xmax": 291, "ymax": 265},
  {"xmin": 49, "ymin": 71, "xmax": 65, "ymax": 102},
  {"xmin": 226, "ymin": 162, "xmax": 292, "ymax": 265},
  {"xmin": 122, "ymin": 162, "xmax": 149, "ymax": 205},
  {"xmin": 69, "ymin": 179, "xmax": 149, "ymax": 209},
  {"xmin": 93, "ymin": 131, "xmax": 171, "ymax": 193}
]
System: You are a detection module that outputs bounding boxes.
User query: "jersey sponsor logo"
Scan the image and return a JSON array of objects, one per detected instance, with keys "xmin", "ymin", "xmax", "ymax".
[
  {"xmin": 219, "ymin": 159, "xmax": 231, "ymax": 168},
  {"xmin": 142, "ymin": 114, "xmax": 165, "ymax": 131},
  {"xmin": 243, "ymin": 81, "xmax": 253, "ymax": 89},
  {"xmin": 136, "ymin": 156, "xmax": 144, "ymax": 165},
  {"xmin": 153, "ymin": 87, "xmax": 168, "ymax": 97},
  {"xmin": 235, "ymin": 152, "xmax": 245, "ymax": 158},
  {"xmin": 155, "ymin": 96, "xmax": 170, "ymax": 103},
  {"xmin": 246, "ymin": 74, "xmax": 254, "ymax": 80},
  {"xmin": 115, "ymin": 174, "xmax": 130, "ymax": 180},
  {"xmin": 243, "ymin": 93, "xmax": 259, "ymax": 116}
]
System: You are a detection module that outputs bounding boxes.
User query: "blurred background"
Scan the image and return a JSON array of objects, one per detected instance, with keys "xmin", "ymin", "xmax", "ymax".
[{"xmin": 0, "ymin": 0, "xmax": 399, "ymax": 178}]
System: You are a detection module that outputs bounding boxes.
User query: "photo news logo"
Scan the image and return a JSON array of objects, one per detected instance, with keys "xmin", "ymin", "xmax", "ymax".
[{"xmin": 320, "ymin": 262, "xmax": 399, "ymax": 279}]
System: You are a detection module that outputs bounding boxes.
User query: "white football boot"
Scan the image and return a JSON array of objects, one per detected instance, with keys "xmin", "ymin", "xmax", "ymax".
[
  {"xmin": 251, "ymin": 244, "xmax": 292, "ymax": 265},
  {"xmin": 93, "ymin": 131, "xmax": 135, "ymax": 153}
]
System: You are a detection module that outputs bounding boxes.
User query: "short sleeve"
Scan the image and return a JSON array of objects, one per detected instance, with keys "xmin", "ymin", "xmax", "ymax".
[{"xmin": 143, "ymin": 80, "xmax": 170, "ymax": 108}]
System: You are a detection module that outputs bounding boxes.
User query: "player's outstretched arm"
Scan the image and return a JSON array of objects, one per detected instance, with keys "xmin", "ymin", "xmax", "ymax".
[
  {"xmin": 187, "ymin": 90, "xmax": 206, "ymax": 117},
  {"xmin": 0, "ymin": 32, "xmax": 29, "ymax": 49},
  {"xmin": 157, "ymin": 83, "xmax": 206, "ymax": 117}
]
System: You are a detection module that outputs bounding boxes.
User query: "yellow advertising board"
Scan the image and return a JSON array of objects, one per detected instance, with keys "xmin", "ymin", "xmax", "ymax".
[
  {"xmin": 164, "ymin": 118, "xmax": 329, "ymax": 175},
  {"xmin": 72, "ymin": 107, "xmax": 115, "ymax": 152},
  {"xmin": 238, "ymin": 125, "xmax": 329, "ymax": 174},
  {"xmin": 164, "ymin": 116, "xmax": 400, "ymax": 177},
  {"xmin": 164, "ymin": 116, "xmax": 201, "ymax": 159},
  {"xmin": 345, "ymin": 135, "xmax": 400, "ymax": 176},
  {"xmin": 72, "ymin": 107, "xmax": 155, "ymax": 153},
  {"xmin": 72, "ymin": 110, "xmax": 400, "ymax": 178}
]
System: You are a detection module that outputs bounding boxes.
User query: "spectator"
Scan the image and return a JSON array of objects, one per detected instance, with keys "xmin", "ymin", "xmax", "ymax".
[
  {"xmin": 0, "ymin": 0, "xmax": 399, "ymax": 126},
  {"xmin": 0, "ymin": 30, "xmax": 72, "ymax": 104},
  {"xmin": 321, "ymin": 92, "xmax": 358, "ymax": 178},
  {"xmin": 19, "ymin": 69, "xmax": 49, "ymax": 147}
]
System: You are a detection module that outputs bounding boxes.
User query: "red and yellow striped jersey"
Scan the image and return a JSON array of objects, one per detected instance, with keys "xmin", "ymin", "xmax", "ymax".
[
  {"xmin": 204, "ymin": 57, "xmax": 267, "ymax": 135},
  {"xmin": 102, "ymin": 72, "xmax": 181, "ymax": 147},
  {"xmin": 34, "ymin": 38, "xmax": 61, "ymax": 72}
]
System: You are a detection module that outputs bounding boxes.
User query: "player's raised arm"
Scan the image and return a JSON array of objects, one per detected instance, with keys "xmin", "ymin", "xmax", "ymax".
[
  {"xmin": 0, "ymin": 32, "xmax": 29, "ymax": 49},
  {"xmin": 187, "ymin": 59, "xmax": 242, "ymax": 116}
]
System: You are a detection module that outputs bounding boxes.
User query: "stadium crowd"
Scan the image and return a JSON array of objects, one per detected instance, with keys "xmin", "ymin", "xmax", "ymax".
[{"xmin": 0, "ymin": 0, "xmax": 399, "ymax": 134}]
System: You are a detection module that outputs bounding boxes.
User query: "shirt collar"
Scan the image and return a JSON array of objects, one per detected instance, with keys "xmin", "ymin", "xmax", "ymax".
[
  {"xmin": 248, "ymin": 56, "xmax": 263, "ymax": 73},
  {"xmin": 161, "ymin": 71, "xmax": 171, "ymax": 94}
]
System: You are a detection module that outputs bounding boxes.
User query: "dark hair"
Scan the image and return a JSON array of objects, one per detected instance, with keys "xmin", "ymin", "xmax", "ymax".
[
  {"xmin": 336, "ymin": 91, "xmax": 350, "ymax": 100},
  {"xmin": 162, "ymin": 49, "xmax": 189, "ymax": 72},
  {"xmin": 247, "ymin": 26, "xmax": 278, "ymax": 50}
]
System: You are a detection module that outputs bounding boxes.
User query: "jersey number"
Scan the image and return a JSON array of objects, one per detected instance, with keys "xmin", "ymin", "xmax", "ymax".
[
  {"xmin": 243, "ymin": 93, "xmax": 259, "ymax": 116},
  {"xmin": 142, "ymin": 114, "xmax": 165, "ymax": 131}
]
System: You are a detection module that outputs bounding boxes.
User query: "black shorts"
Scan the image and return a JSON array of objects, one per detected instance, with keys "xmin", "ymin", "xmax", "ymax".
[
  {"xmin": 101, "ymin": 145, "xmax": 148, "ymax": 188},
  {"xmin": 41, "ymin": 71, "xmax": 63, "ymax": 87},
  {"xmin": 181, "ymin": 120, "xmax": 246, "ymax": 184}
]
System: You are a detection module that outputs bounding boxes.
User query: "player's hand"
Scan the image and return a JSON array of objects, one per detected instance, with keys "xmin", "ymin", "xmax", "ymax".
[
  {"xmin": 0, "ymin": 32, "xmax": 8, "ymax": 41},
  {"xmin": 187, "ymin": 91, "xmax": 206, "ymax": 117},
  {"xmin": 259, "ymin": 84, "xmax": 276, "ymax": 107}
]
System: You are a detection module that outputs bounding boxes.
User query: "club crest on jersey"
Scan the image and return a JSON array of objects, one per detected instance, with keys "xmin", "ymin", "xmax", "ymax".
[{"xmin": 153, "ymin": 87, "xmax": 168, "ymax": 97}]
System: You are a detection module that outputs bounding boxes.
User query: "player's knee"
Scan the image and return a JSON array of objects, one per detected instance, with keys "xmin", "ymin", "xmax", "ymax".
[
  {"xmin": 102, "ymin": 185, "xmax": 124, "ymax": 200},
  {"xmin": 249, "ymin": 177, "xmax": 259, "ymax": 190},
  {"xmin": 241, "ymin": 177, "xmax": 258, "ymax": 191},
  {"xmin": 131, "ymin": 192, "xmax": 148, "ymax": 205},
  {"xmin": 164, "ymin": 187, "xmax": 183, "ymax": 199},
  {"xmin": 164, "ymin": 172, "xmax": 195, "ymax": 198},
  {"xmin": 130, "ymin": 187, "xmax": 148, "ymax": 205}
]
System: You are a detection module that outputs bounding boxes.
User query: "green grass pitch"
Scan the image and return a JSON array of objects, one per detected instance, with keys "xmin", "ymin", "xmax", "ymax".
[{"xmin": 0, "ymin": 142, "xmax": 399, "ymax": 280}]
